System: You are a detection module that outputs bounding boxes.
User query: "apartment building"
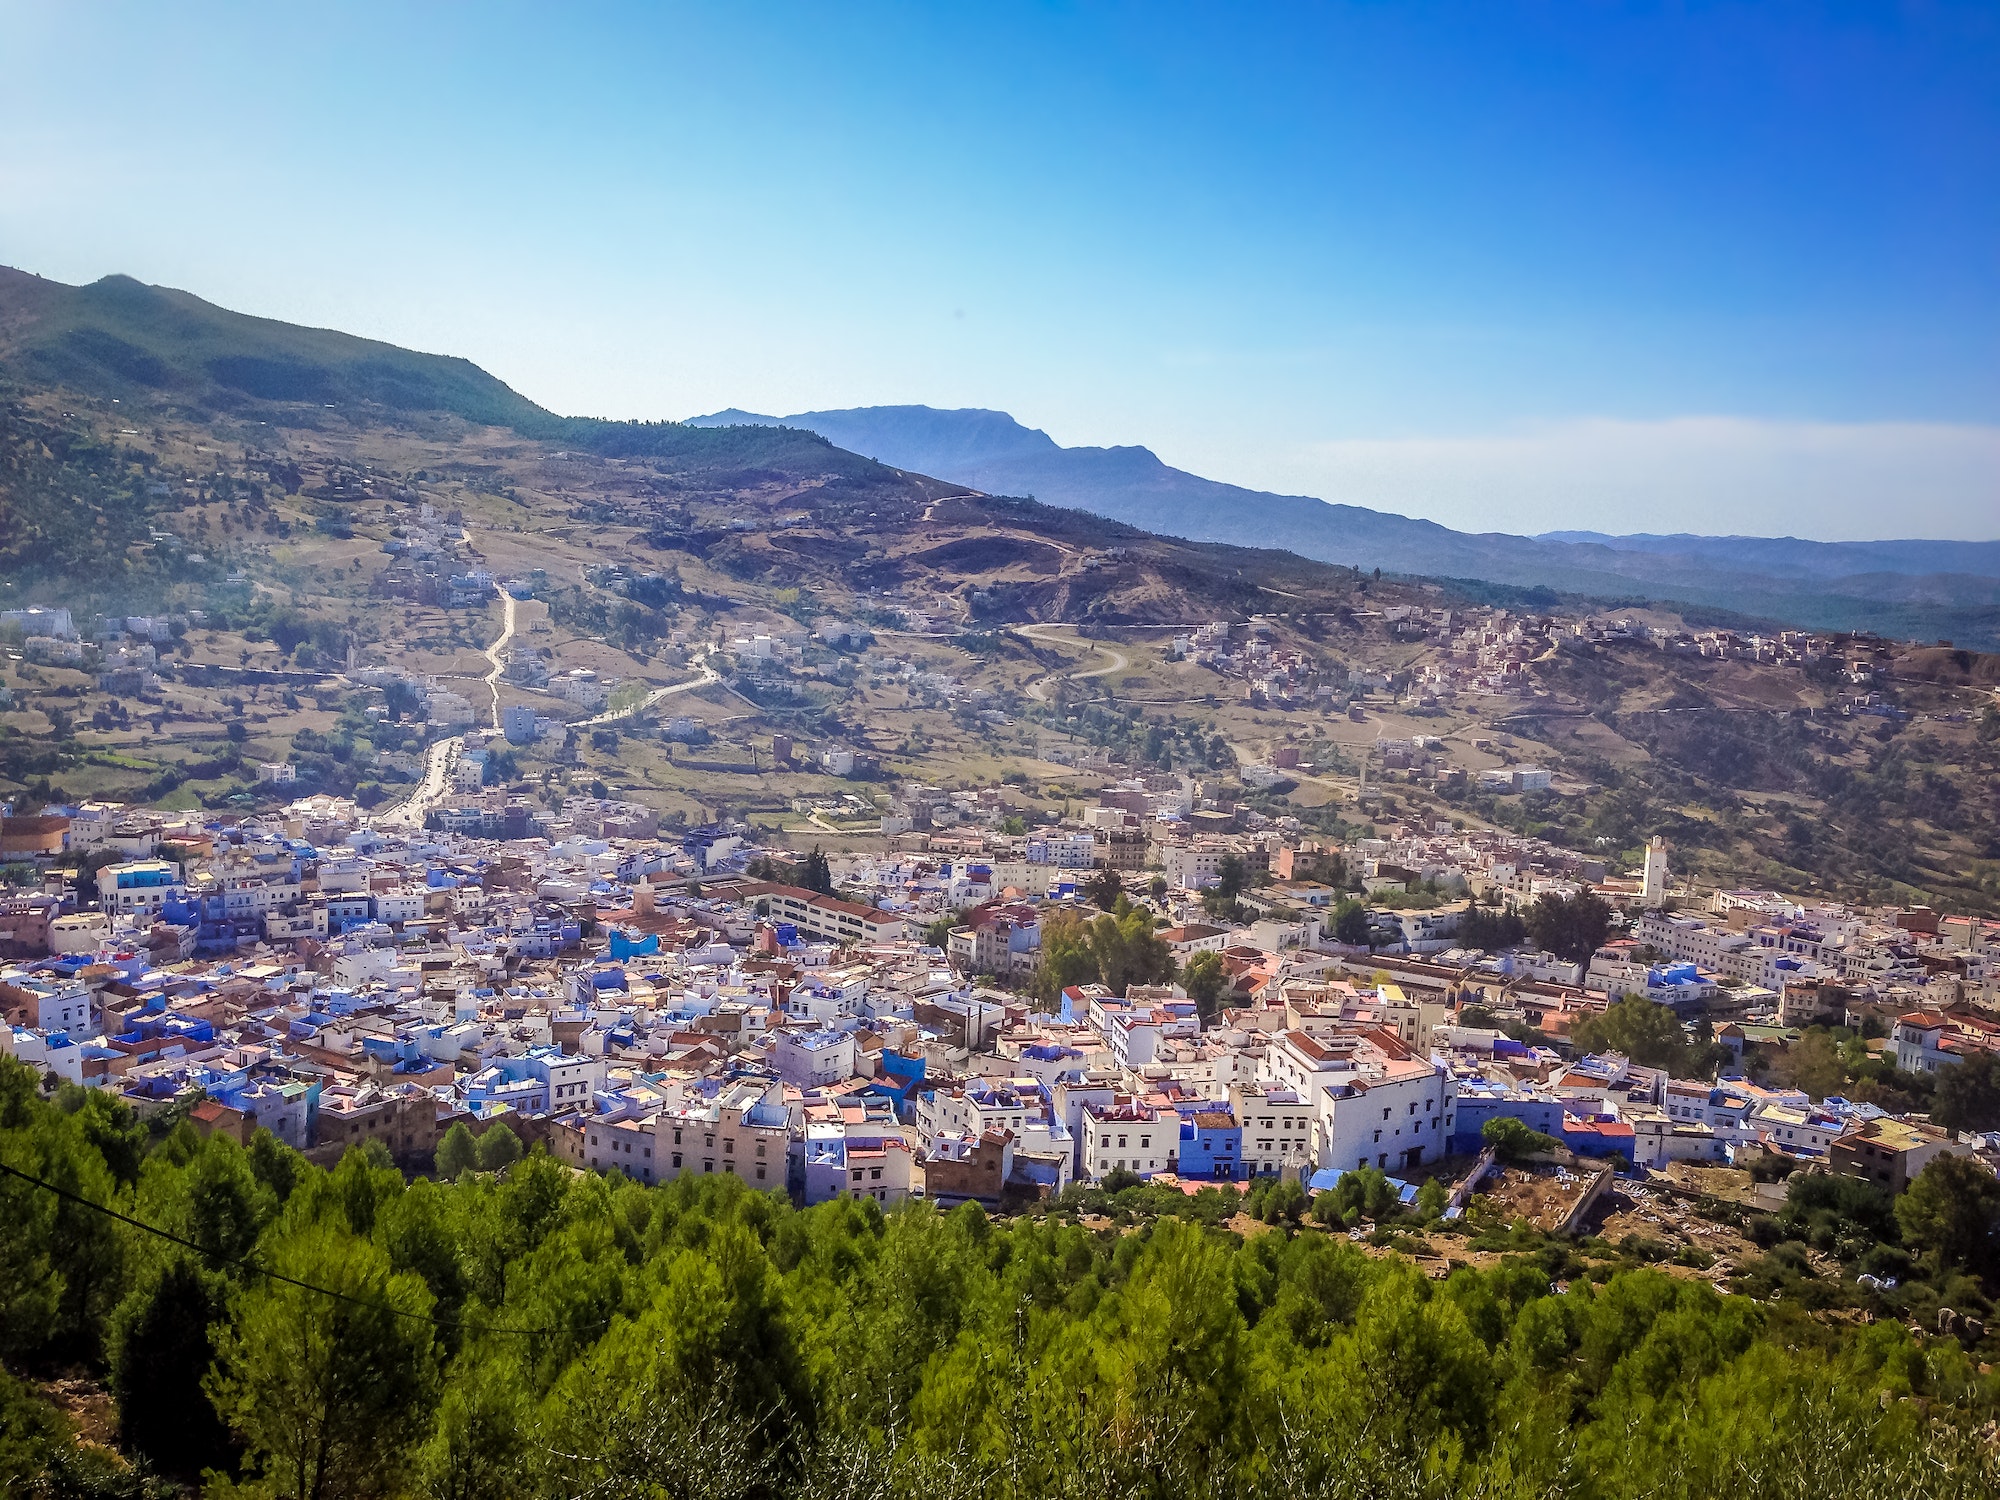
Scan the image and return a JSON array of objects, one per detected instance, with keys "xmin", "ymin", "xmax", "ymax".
[
  {"xmin": 1229, "ymin": 1084, "xmax": 1316, "ymax": 1177},
  {"xmin": 655, "ymin": 1079, "xmax": 789, "ymax": 1189},
  {"xmin": 765, "ymin": 886, "xmax": 910, "ymax": 948},
  {"xmin": 1080, "ymin": 1102, "xmax": 1172, "ymax": 1181},
  {"xmin": 1261, "ymin": 1026, "xmax": 1455, "ymax": 1173}
]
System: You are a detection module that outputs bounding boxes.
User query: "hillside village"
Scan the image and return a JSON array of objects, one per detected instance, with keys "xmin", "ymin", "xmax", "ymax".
[{"xmin": 8, "ymin": 737, "xmax": 2000, "ymax": 1236}]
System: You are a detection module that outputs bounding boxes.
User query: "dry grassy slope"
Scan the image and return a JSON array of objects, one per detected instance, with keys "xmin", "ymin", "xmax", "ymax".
[{"xmin": 5, "ymin": 299, "xmax": 1998, "ymax": 914}]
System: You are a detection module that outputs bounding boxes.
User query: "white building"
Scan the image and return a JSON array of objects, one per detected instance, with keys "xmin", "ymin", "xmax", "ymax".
[
  {"xmin": 1641, "ymin": 836, "xmax": 1669, "ymax": 905},
  {"xmin": 95, "ymin": 859, "xmax": 185, "ymax": 917},
  {"xmin": 1080, "ymin": 1102, "xmax": 1173, "ymax": 1181},
  {"xmin": 1229, "ymin": 1084, "xmax": 1316, "ymax": 1177},
  {"xmin": 426, "ymin": 690, "xmax": 478, "ymax": 727},
  {"xmin": 1260, "ymin": 1027, "xmax": 1455, "ymax": 1174}
]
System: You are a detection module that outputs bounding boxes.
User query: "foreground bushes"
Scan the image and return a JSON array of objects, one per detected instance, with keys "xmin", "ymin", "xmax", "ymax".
[{"xmin": 2, "ymin": 1056, "xmax": 1997, "ymax": 1498}]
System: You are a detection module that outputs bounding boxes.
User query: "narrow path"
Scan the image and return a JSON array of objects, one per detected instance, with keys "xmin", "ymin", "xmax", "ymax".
[
  {"xmin": 376, "ymin": 733, "xmax": 461, "ymax": 829},
  {"xmin": 480, "ymin": 591, "xmax": 518, "ymax": 729},
  {"xmin": 1013, "ymin": 623, "xmax": 1131, "ymax": 702},
  {"xmin": 577, "ymin": 663, "xmax": 722, "ymax": 727},
  {"xmin": 376, "ymin": 566, "xmax": 511, "ymax": 828}
]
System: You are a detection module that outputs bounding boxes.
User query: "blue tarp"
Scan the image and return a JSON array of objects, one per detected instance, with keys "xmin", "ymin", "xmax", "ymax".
[{"xmin": 608, "ymin": 930, "xmax": 660, "ymax": 961}]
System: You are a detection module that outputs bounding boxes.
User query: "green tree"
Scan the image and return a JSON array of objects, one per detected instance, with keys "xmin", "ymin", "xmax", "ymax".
[
  {"xmin": 798, "ymin": 847, "xmax": 834, "ymax": 896},
  {"xmin": 1569, "ymin": 997, "xmax": 1689, "ymax": 1072},
  {"xmin": 1415, "ymin": 1177, "xmax": 1448, "ymax": 1220},
  {"xmin": 1261, "ymin": 1178, "xmax": 1308, "ymax": 1226},
  {"xmin": 1215, "ymin": 854, "xmax": 1246, "ymax": 900},
  {"xmin": 1782, "ymin": 1030, "xmax": 1850, "ymax": 1101},
  {"xmin": 1525, "ymin": 890, "xmax": 1614, "ymax": 964},
  {"xmin": 207, "ymin": 1224, "xmax": 439, "ymax": 1500},
  {"xmin": 107, "ymin": 1255, "xmax": 235, "ymax": 1481},
  {"xmin": 1182, "ymin": 950, "xmax": 1229, "ymax": 1024},
  {"xmin": 415, "ymin": 1355, "xmax": 531, "ymax": 1500},
  {"xmin": 1482, "ymin": 1116, "xmax": 1558, "ymax": 1164},
  {"xmin": 1332, "ymin": 899, "xmax": 1371, "ymax": 947},
  {"xmin": 1029, "ymin": 908, "xmax": 1099, "ymax": 1004},
  {"xmin": 1089, "ymin": 897, "xmax": 1176, "ymax": 996},
  {"xmin": 1458, "ymin": 903, "xmax": 1527, "ymax": 951},
  {"xmin": 1084, "ymin": 866, "xmax": 1124, "ymax": 911},
  {"xmin": 1932, "ymin": 1054, "xmax": 2000, "ymax": 1134},
  {"xmin": 434, "ymin": 1121, "xmax": 479, "ymax": 1180},
  {"xmin": 474, "ymin": 1123, "xmax": 523, "ymax": 1174},
  {"xmin": 1896, "ymin": 1153, "xmax": 2000, "ymax": 1275}
]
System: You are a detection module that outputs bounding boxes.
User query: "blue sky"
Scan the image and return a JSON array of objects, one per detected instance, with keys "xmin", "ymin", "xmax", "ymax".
[{"xmin": 3, "ymin": 1, "xmax": 1995, "ymax": 538}]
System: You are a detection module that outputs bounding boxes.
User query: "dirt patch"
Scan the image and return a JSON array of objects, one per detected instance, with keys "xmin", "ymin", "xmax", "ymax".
[
  {"xmin": 1478, "ymin": 1163, "xmax": 1596, "ymax": 1232},
  {"xmin": 1657, "ymin": 1162, "xmax": 1759, "ymax": 1204},
  {"xmin": 39, "ymin": 1370, "xmax": 120, "ymax": 1448},
  {"xmin": 1594, "ymin": 1181, "xmax": 1756, "ymax": 1281},
  {"xmin": 908, "ymin": 534, "xmax": 1064, "ymax": 576}
]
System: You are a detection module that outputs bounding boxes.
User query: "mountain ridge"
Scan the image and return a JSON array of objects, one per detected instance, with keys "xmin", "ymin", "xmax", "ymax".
[
  {"xmin": 690, "ymin": 404, "xmax": 2000, "ymax": 644},
  {"xmin": 1, "ymin": 264, "xmax": 1991, "ymax": 645}
]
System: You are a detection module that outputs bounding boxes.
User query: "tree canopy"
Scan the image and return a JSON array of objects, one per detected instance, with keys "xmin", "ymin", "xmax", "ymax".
[
  {"xmin": 2, "ymin": 1056, "xmax": 1999, "ymax": 1498},
  {"xmin": 1526, "ymin": 890, "xmax": 1614, "ymax": 964},
  {"xmin": 1569, "ymin": 997, "xmax": 1690, "ymax": 1072}
]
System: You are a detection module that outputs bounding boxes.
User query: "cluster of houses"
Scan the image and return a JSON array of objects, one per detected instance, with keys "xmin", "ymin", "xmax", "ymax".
[{"xmin": 2, "ymin": 780, "xmax": 1996, "ymax": 1212}]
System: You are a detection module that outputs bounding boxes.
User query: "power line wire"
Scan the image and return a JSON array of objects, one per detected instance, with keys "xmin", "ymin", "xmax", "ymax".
[{"xmin": 0, "ymin": 1157, "xmax": 614, "ymax": 1340}]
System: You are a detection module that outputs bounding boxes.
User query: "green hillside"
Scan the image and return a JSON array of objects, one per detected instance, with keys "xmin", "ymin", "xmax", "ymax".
[{"xmin": 0, "ymin": 267, "xmax": 891, "ymax": 480}]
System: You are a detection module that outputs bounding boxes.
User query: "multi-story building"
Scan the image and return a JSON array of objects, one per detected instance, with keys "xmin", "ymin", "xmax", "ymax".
[
  {"xmin": 96, "ymin": 859, "xmax": 185, "ymax": 917},
  {"xmin": 765, "ymin": 886, "xmax": 909, "ymax": 947},
  {"xmin": 654, "ymin": 1078, "xmax": 789, "ymax": 1190},
  {"xmin": 1080, "ymin": 1102, "xmax": 1172, "ymax": 1181},
  {"xmin": 1260, "ymin": 1026, "xmax": 1454, "ymax": 1174},
  {"xmin": 792, "ymin": 1121, "xmax": 915, "ymax": 1206},
  {"xmin": 1829, "ymin": 1117, "xmax": 1974, "ymax": 1195},
  {"xmin": 1229, "ymin": 1084, "xmax": 1316, "ymax": 1177},
  {"xmin": 1893, "ymin": 1011, "xmax": 2000, "ymax": 1074}
]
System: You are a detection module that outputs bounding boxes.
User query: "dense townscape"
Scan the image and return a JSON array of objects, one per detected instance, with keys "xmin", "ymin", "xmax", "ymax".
[
  {"xmin": 9, "ymin": 2, "xmax": 2000, "ymax": 1491},
  {"xmin": 6, "ymin": 750, "xmax": 2000, "ymax": 1494}
]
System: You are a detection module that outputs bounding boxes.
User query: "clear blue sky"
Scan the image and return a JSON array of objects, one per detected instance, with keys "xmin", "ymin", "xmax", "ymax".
[{"xmin": 3, "ymin": 2, "xmax": 1995, "ymax": 538}]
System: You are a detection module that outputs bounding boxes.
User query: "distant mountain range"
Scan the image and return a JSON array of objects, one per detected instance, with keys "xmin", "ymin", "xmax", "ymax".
[
  {"xmin": 1, "ymin": 263, "xmax": 1992, "ymax": 646},
  {"xmin": 691, "ymin": 406, "xmax": 2000, "ymax": 646}
]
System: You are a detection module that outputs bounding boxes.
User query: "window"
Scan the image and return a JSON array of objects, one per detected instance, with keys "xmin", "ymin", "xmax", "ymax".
[
  {"xmin": 1117, "ymin": 1134, "xmax": 1127, "ymax": 1148},
  {"xmin": 673, "ymin": 1129, "xmax": 682, "ymax": 1144},
  {"xmin": 725, "ymin": 1139, "xmax": 734, "ymax": 1154},
  {"xmin": 870, "ymin": 1167, "xmax": 882, "ymax": 1181},
  {"xmin": 852, "ymin": 1168, "xmax": 864, "ymax": 1181},
  {"xmin": 1382, "ymin": 1107, "xmax": 1391, "ymax": 1120},
  {"xmin": 673, "ymin": 1153, "xmax": 682, "ymax": 1168},
  {"xmin": 756, "ymin": 1142, "xmax": 766, "ymax": 1157},
  {"xmin": 756, "ymin": 1166, "xmax": 766, "ymax": 1180},
  {"xmin": 703, "ymin": 1161, "xmax": 713, "ymax": 1173}
]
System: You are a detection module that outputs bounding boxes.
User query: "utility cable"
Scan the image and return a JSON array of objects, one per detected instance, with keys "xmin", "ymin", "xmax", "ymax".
[{"xmin": 0, "ymin": 1156, "xmax": 619, "ymax": 1340}]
